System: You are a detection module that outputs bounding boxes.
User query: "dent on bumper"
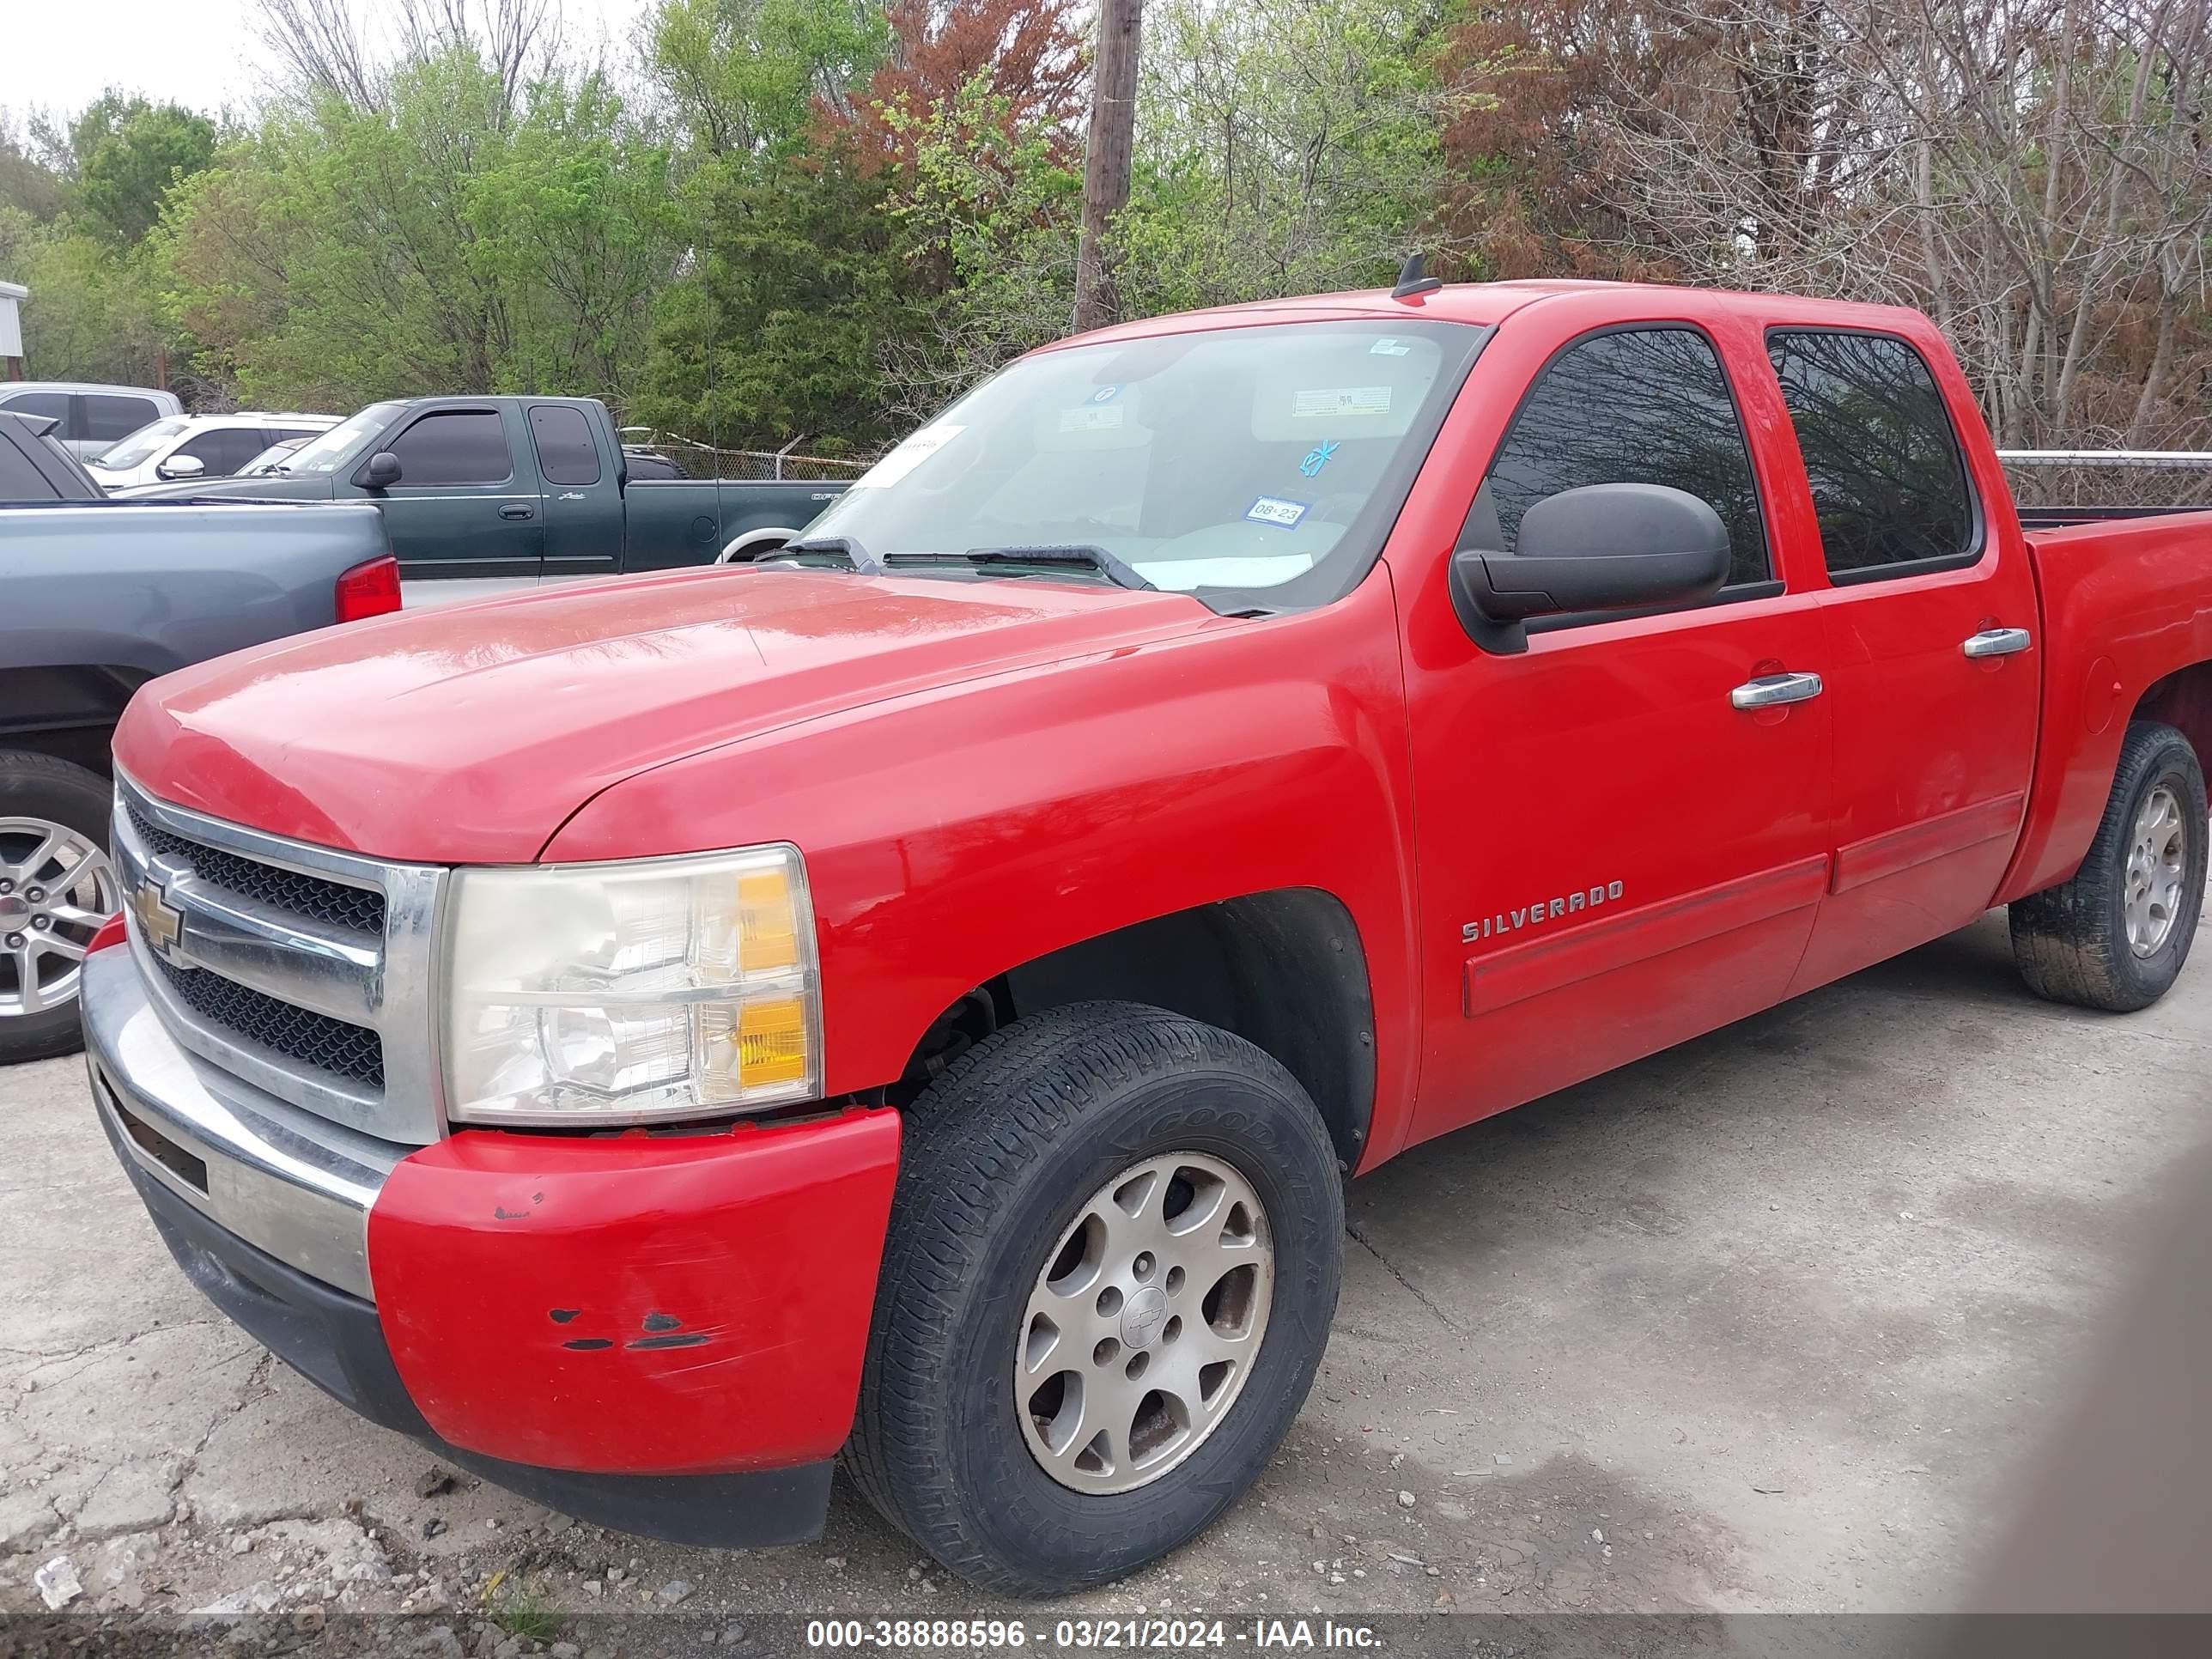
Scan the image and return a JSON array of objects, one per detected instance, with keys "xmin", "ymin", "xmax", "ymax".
[
  {"xmin": 371, "ymin": 1111, "xmax": 902, "ymax": 1475},
  {"xmin": 83, "ymin": 943, "xmax": 905, "ymax": 1496}
]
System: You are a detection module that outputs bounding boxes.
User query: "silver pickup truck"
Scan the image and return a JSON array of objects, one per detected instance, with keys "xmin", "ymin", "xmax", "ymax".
[{"xmin": 1, "ymin": 411, "xmax": 398, "ymax": 1063}]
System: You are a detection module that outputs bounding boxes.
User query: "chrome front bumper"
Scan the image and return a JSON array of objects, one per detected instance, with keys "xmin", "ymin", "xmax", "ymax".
[{"xmin": 82, "ymin": 947, "xmax": 406, "ymax": 1300}]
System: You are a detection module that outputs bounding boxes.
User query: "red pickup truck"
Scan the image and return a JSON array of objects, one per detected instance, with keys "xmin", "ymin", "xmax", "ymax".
[{"xmin": 81, "ymin": 281, "xmax": 2211, "ymax": 1595}]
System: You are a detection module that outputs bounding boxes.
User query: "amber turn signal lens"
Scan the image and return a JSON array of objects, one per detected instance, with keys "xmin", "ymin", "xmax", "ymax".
[{"xmin": 737, "ymin": 998, "xmax": 811, "ymax": 1088}]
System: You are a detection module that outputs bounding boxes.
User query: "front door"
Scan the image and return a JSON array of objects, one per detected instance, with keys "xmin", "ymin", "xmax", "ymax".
[
  {"xmin": 1765, "ymin": 328, "xmax": 2041, "ymax": 992},
  {"xmin": 1405, "ymin": 322, "xmax": 1835, "ymax": 1146},
  {"xmin": 356, "ymin": 404, "xmax": 544, "ymax": 599}
]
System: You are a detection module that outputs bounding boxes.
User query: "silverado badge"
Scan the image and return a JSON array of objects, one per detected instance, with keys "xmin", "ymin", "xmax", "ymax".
[{"xmin": 1464, "ymin": 880, "xmax": 1623, "ymax": 945}]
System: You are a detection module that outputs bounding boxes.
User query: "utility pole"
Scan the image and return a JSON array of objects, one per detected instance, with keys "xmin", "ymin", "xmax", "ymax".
[{"xmin": 1073, "ymin": 0, "xmax": 1144, "ymax": 335}]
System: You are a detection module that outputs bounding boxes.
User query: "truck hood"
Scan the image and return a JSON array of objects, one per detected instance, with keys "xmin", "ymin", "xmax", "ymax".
[{"xmin": 114, "ymin": 567, "xmax": 1215, "ymax": 863}]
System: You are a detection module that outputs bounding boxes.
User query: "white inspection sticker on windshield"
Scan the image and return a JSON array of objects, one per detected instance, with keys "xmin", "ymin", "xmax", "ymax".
[
  {"xmin": 1059, "ymin": 404, "xmax": 1127, "ymax": 432},
  {"xmin": 1292, "ymin": 386, "xmax": 1392, "ymax": 419},
  {"xmin": 1246, "ymin": 495, "xmax": 1310, "ymax": 528},
  {"xmin": 853, "ymin": 423, "xmax": 964, "ymax": 489}
]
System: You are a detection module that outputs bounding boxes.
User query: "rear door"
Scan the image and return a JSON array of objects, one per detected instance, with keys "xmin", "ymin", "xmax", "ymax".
[
  {"xmin": 1767, "ymin": 327, "xmax": 2040, "ymax": 992},
  {"xmin": 356, "ymin": 404, "xmax": 544, "ymax": 595},
  {"xmin": 1407, "ymin": 319, "xmax": 1836, "ymax": 1144},
  {"xmin": 525, "ymin": 404, "xmax": 623, "ymax": 585}
]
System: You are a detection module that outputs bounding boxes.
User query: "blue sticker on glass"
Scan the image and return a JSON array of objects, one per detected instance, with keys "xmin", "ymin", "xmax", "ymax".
[
  {"xmin": 1299, "ymin": 440, "xmax": 1340, "ymax": 478},
  {"xmin": 1246, "ymin": 496, "xmax": 1310, "ymax": 529},
  {"xmin": 1088, "ymin": 385, "xmax": 1122, "ymax": 404}
]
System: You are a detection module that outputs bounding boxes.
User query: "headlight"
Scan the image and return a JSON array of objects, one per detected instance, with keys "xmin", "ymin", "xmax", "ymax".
[{"xmin": 442, "ymin": 845, "xmax": 821, "ymax": 1126}]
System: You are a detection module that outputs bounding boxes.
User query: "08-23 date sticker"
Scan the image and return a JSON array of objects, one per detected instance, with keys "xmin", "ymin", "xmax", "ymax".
[{"xmin": 1245, "ymin": 496, "xmax": 1310, "ymax": 529}]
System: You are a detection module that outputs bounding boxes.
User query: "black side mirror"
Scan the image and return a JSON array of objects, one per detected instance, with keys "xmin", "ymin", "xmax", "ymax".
[
  {"xmin": 356, "ymin": 451, "xmax": 403, "ymax": 489},
  {"xmin": 1449, "ymin": 483, "xmax": 1731, "ymax": 654}
]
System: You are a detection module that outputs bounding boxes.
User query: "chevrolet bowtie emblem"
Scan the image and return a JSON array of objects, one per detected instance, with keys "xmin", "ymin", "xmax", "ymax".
[{"xmin": 131, "ymin": 876, "xmax": 184, "ymax": 956}]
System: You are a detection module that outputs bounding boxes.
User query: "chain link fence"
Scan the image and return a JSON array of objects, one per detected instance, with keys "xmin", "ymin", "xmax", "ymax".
[
  {"xmin": 615, "ymin": 428, "xmax": 877, "ymax": 482},
  {"xmin": 1998, "ymin": 451, "xmax": 2212, "ymax": 514}
]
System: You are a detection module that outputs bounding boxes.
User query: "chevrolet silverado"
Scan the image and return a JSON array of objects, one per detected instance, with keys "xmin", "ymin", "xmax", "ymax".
[{"xmin": 80, "ymin": 282, "xmax": 2212, "ymax": 1594}]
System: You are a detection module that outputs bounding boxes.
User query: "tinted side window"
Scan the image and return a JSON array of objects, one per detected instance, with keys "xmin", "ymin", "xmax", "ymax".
[
  {"xmin": 82, "ymin": 394, "xmax": 161, "ymax": 442},
  {"xmin": 175, "ymin": 427, "xmax": 273, "ymax": 475},
  {"xmin": 1766, "ymin": 331, "xmax": 1974, "ymax": 578},
  {"xmin": 388, "ymin": 410, "xmax": 513, "ymax": 486},
  {"xmin": 1, "ymin": 392, "xmax": 71, "ymax": 424},
  {"xmin": 1472, "ymin": 327, "xmax": 1771, "ymax": 587},
  {"xmin": 528, "ymin": 406, "xmax": 601, "ymax": 486},
  {"xmin": 0, "ymin": 431, "xmax": 59, "ymax": 500}
]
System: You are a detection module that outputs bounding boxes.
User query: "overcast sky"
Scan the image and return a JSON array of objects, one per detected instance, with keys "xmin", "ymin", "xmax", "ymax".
[{"xmin": 1, "ymin": 0, "xmax": 651, "ymax": 127}]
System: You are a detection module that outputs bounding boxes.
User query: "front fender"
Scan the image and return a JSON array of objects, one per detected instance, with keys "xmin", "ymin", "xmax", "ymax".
[{"xmin": 540, "ymin": 571, "xmax": 1425, "ymax": 1165}]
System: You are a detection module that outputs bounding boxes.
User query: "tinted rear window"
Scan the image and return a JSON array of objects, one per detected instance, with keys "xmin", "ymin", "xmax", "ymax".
[
  {"xmin": 82, "ymin": 394, "xmax": 163, "ymax": 442},
  {"xmin": 1766, "ymin": 331, "xmax": 1975, "ymax": 578},
  {"xmin": 528, "ymin": 405, "xmax": 601, "ymax": 486}
]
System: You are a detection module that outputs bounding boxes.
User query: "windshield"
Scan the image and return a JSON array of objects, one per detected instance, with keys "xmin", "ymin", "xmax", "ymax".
[
  {"xmin": 241, "ymin": 438, "xmax": 306, "ymax": 475},
  {"xmin": 283, "ymin": 401, "xmax": 405, "ymax": 473},
  {"xmin": 805, "ymin": 319, "xmax": 1486, "ymax": 611},
  {"xmin": 92, "ymin": 417, "xmax": 189, "ymax": 470}
]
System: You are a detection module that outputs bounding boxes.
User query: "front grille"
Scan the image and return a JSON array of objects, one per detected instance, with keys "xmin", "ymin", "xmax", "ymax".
[
  {"xmin": 152, "ymin": 954, "xmax": 386, "ymax": 1089},
  {"xmin": 127, "ymin": 800, "xmax": 386, "ymax": 935}
]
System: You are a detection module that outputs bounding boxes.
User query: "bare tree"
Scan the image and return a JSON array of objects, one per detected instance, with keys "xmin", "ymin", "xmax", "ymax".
[
  {"xmin": 254, "ymin": 0, "xmax": 566, "ymax": 116},
  {"xmin": 255, "ymin": 0, "xmax": 385, "ymax": 109},
  {"xmin": 1507, "ymin": 0, "xmax": 2212, "ymax": 450}
]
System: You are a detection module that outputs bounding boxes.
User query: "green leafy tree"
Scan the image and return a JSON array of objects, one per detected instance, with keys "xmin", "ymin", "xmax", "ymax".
[
  {"xmin": 636, "ymin": 143, "xmax": 926, "ymax": 449},
  {"xmin": 1121, "ymin": 0, "xmax": 1491, "ymax": 312},
  {"xmin": 161, "ymin": 49, "xmax": 678, "ymax": 411},
  {"xmin": 70, "ymin": 94, "xmax": 217, "ymax": 246},
  {"xmin": 650, "ymin": 0, "xmax": 890, "ymax": 156},
  {"xmin": 0, "ymin": 210, "xmax": 168, "ymax": 383}
]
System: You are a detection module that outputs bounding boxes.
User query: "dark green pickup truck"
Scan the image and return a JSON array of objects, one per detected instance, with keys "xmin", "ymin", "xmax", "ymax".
[{"xmin": 119, "ymin": 396, "xmax": 847, "ymax": 603}]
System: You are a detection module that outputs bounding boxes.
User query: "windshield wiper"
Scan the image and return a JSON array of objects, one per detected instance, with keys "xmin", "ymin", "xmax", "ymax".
[
  {"xmin": 882, "ymin": 545, "xmax": 1155, "ymax": 592},
  {"xmin": 757, "ymin": 534, "xmax": 879, "ymax": 573}
]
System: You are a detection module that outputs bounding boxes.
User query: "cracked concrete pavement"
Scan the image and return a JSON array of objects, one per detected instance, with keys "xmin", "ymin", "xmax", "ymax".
[{"xmin": 3, "ymin": 908, "xmax": 2209, "ymax": 1647}]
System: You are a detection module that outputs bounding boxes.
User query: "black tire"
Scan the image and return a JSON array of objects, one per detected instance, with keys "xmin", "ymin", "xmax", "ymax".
[
  {"xmin": 0, "ymin": 750, "xmax": 116, "ymax": 1064},
  {"xmin": 2010, "ymin": 720, "xmax": 2207, "ymax": 1012},
  {"xmin": 847, "ymin": 1000, "xmax": 1344, "ymax": 1595}
]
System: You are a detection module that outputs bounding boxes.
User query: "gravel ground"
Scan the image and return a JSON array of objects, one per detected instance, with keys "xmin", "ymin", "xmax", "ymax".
[{"xmin": 3, "ymin": 907, "xmax": 2208, "ymax": 1654}]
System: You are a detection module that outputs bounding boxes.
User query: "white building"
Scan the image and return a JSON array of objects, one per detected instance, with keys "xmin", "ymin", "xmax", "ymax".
[{"xmin": 0, "ymin": 281, "xmax": 25, "ymax": 380}]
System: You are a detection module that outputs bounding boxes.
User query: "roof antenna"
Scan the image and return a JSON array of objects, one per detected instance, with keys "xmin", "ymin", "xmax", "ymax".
[{"xmin": 1391, "ymin": 252, "xmax": 1443, "ymax": 301}]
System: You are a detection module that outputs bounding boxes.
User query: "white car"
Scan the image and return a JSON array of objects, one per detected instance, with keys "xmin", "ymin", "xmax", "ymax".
[{"xmin": 86, "ymin": 411, "xmax": 341, "ymax": 490}]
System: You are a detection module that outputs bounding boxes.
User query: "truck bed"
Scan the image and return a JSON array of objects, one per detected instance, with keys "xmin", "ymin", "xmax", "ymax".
[
  {"xmin": 1, "ymin": 500, "xmax": 392, "ymax": 679},
  {"xmin": 2001, "ymin": 508, "xmax": 2212, "ymax": 903}
]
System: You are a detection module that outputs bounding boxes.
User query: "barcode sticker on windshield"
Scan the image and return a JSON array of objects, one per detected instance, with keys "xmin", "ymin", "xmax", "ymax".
[
  {"xmin": 1246, "ymin": 496, "xmax": 1310, "ymax": 529},
  {"xmin": 1292, "ymin": 386, "xmax": 1392, "ymax": 419},
  {"xmin": 854, "ymin": 423, "xmax": 964, "ymax": 489}
]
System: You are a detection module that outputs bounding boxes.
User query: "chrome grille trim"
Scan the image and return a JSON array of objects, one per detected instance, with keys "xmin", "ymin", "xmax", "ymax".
[{"xmin": 112, "ymin": 768, "xmax": 451, "ymax": 1146}]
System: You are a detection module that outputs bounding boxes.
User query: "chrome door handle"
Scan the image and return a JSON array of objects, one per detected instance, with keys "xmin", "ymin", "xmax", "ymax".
[
  {"xmin": 1962, "ymin": 627, "xmax": 2031, "ymax": 659},
  {"xmin": 1730, "ymin": 672, "xmax": 1825, "ymax": 709}
]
